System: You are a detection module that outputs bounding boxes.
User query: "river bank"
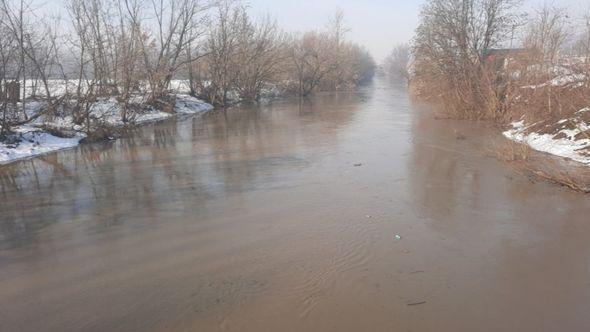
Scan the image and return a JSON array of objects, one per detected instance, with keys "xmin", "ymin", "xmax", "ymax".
[
  {"xmin": 413, "ymin": 67, "xmax": 590, "ymax": 192},
  {"xmin": 0, "ymin": 92, "xmax": 213, "ymax": 165}
]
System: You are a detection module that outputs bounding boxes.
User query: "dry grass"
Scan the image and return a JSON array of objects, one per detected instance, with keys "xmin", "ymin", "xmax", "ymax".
[
  {"xmin": 487, "ymin": 139, "xmax": 590, "ymax": 193},
  {"xmin": 505, "ymin": 83, "xmax": 590, "ymax": 124},
  {"xmin": 411, "ymin": 61, "xmax": 507, "ymax": 121},
  {"xmin": 412, "ymin": 53, "xmax": 590, "ymax": 126},
  {"xmin": 486, "ymin": 140, "xmax": 531, "ymax": 162},
  {"xmin": 522, "ymin": 164, "xmax": 590, "ymax": 193}
]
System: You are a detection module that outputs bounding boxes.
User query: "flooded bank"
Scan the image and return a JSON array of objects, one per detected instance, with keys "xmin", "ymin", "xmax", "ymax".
[{"xmin": 1, "ymin": 78, "xmax": 590, "ymax": 332}]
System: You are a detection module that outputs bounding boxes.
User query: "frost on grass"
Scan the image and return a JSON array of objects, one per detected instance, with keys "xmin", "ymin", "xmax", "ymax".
[{"xmin": 504, "ymin": 108, "xmax": 590, "ymax": 165}]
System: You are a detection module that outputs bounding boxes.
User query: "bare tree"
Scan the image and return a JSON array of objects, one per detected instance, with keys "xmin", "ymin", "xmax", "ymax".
[
  {"xmin": 324, "ymin": 9, "xmax": 350, "ymax": 90},
  {"xmin": 579, "ymin": 11, "xmax": 590, "ymax": 71},
  {"xmin": 68, "ymin": 0, "xmax": 110, "ymax": 129},
  {"xmin": 412, "ymin": 0, "xmax": 523, "ymax": 119},
  {"xmin": 573, "ymin": 11, "xmax": 590, "ymax": 66},
  {"xmin": 344, "ymin": 44, "xmax": 375, "ymax": 86},
  {"xmin": 0, "ymin": 0, "xmax": 64, "ymax": 129},
  {"xmin": 196, "ymin": 0, "xmax": 243, "ymax": 106},
  {"xmin": 1, "ymin": 0, "xmax": 31, "ymax": 121},
  {"xmin": 127, "ymin": 0, "xmax": 209, "ymax": 103},
  {"xmin": 290, "ymin": 31, "xmax": 337, "ymax": 97},
  {"xmin": 384, "ymin": 43, "xmax": 411, "ymax": 82},
  {"xmin": 0, "ymin": 11, "xmax": 17, "ymax": 136},
  {"xmin": 524, "ymin": 5, "xmax": 571, "ymax": 67},
  {"xmin": 231, "ymin": 13, "xmax": 286, "ymax": 102},
  {"xmin": 115, "ymin": 0, "xmax": 143, "ymax": 122}
]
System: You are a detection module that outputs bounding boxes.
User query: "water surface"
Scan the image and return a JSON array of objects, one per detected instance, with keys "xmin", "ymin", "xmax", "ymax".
[{"xmin": 1, "ymin": 79, "xmax": 590, "ymax": 331}]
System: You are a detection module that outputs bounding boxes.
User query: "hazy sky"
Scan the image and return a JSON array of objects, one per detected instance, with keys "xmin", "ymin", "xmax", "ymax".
[
  {"xmin": 247, "ymin": 0, "xmax": 589, "ymax": 62},
  {"xmin": 248, "ymin": 0, "xmax": 421, "ymax": 61},
  {"xmin": 39, "ymin": 0, "xmax": 590, "ymax": 62}
]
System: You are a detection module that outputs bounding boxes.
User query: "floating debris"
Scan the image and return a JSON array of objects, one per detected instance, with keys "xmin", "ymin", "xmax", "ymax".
[
  {"xmin": 454, "ymin": 129, "xmax": 466, "ymax": 140},
  {"xmin": 407, "ymin": 301, "xmax": 427, "ymax": 306},
  {"xmin": 394, "ymin": 234, "xmax": 402, "ymax": 241}
]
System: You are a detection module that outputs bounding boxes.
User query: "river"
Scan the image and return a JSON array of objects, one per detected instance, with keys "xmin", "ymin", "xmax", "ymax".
[{"xmin": 1, "ymin": 78, "xmax": 590, "ymax": 331}]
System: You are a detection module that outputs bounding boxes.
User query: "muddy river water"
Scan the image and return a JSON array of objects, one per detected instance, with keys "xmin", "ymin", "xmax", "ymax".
[{"xmin": 1, "ymin": 78, "xmax": 590, "ymax": 331}]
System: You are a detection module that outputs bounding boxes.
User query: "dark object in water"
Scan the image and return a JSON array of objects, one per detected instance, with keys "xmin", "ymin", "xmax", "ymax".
[
  {"xmin": 407, "ymin": 301, "xmax": 427, "ymax": 306},
  {"xmin": 454, "ymin": 129, "xmax": 466, "ymax": 140}
]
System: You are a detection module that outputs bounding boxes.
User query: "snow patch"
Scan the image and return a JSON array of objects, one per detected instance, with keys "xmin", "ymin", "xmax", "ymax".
[
  {"xmin": 174, "ymin": 94, "xmax": 214, "ymax": 114},
  {"xmin": 1, "ymin": 95, "xmax": 213, "ymax": 165},
  {"xmin": 0, "ymin": 127, "xmax": 83, "ymax": 164},
  {"xmin": 521, "ymin": 73, "xmax": 587, "ymax": 90},
  {"xmin": 504, "ymin": 109, "xmax": 590, "ymax": 165}
]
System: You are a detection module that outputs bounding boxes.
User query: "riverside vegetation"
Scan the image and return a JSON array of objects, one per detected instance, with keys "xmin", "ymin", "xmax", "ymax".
[
  {"xmin": 0, "ymin": 0, "xmax": 375, "ymax": 163},
  {"xmin": 385, "ymin": 0, "xmax": 590, "ymax": 190}
]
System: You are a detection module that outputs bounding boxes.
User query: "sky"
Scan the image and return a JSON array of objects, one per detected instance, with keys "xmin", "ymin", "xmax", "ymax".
[
  {"xmin": 39, "ymin": 0, "xmax": 590, "ymax": 63},
  {"xmin": 248, "ymin": 0, "xmax": 422, "ymax": 62},
  {"xmin": 247, "ymin": 0, "xmax": 589, "ymax": 62}
]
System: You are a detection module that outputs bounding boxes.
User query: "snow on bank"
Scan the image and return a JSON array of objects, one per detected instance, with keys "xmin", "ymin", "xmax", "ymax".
[
  {"xmin": 0, "ymin": 95, "xmax": 213, "ymax": 165},
  {"xmin": 504, "ymin": 108, "xmax": 590, "ymax": 165},
  {"xmin": 0, "ymin": 127, "xmax": 83, "ymax": 164},
  {"xmin": 174, "ymin": 94, "xmax": 214, "ymax": 114},
  {"xmin": 85, "ymin": 98, "xmax": 173, "ymax": 126},
  {"xmin": 18, "ymin": 79, "xmax": 194, "ymax": 99},
  {"xmin": 521, "ymin": 73, "xmax": 587, "ymax": 90}
]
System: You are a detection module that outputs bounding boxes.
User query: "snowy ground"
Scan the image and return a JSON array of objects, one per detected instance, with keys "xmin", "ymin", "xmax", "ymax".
[
  {"xmin": 0, "ymin": 127, "xmax": 84, "ymax": 164},
  {"xmin": 16, "ymin": 79, "xmax": 194, "ymax": 99},
  {"xmin": 0, "ymin": 94, "xmax": 213, "ymax": 165},
  {"xmin": 504, "ymin": 107, "xmax": 590, "ymax": 165},
  {"xmin": 521, "ymin": 73, "xmax": 587, "ymax": 90}
]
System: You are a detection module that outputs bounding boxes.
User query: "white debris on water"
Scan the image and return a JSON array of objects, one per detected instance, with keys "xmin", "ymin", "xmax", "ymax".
[{"xmin": 503, "ymin": 110, "xmax": 590, "ymax": 165}]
